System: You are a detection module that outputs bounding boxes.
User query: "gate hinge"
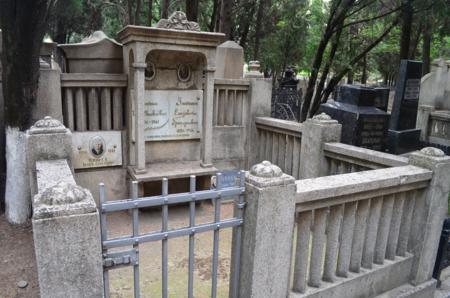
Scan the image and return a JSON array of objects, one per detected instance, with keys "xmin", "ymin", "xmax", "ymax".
[{"xmin": 103, "ymin": 248, "xmax": 138, "ymax": 270}]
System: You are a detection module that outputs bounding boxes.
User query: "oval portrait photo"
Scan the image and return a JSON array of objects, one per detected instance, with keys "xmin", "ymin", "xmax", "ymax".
[{"xmin": 89, "ymin": 136, "xmax": 106, "ymax": 157}]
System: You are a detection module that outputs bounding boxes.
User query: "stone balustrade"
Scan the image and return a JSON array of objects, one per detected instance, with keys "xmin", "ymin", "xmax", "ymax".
[
  {"xmin": 213, "ymin": 78, "xmax": 250, "ymax": 127},
  {"xmin": 60, "ymin": 73, "xmax": 127, "ymax": 132}
]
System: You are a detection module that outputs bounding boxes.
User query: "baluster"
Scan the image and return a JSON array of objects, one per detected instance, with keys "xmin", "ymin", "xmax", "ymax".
[
  {"xmin": 292, "ymin": 137, "xmax": 301, "ymax": 179},
  {"xmin": 112, "ymin": 87, "xmax": 123, "ymax": 130},
  {"xmin": 329, "ymin": 159, "xmax": 337, "ymax": 175},
  {"xmin": 309, "ymin": 208, "xmax": 328, "ymax": 287},
  {"xmin": 225, "ymin": 89, "xmax": 233, "ymax": 126},
  {"xmin": 386, "ymin": 192, "xmax": 406, "ymax": 260},
  {"xmin": 374, "ymin": 194, "xmax": 395, "ymax": 264},
  {"xmin": 64, "ymin": 88, "xmax": 75, "ymax": 131},
  {"xmin": 336, "ymin": 202, "xmax": 357, "ymax": 277},
  {"xmin": 350, "ymin": 199, "xmax": 370, "ymax": 273},
  {"xmin": 271, "ymin": 132, "xmax": 278, "ymax": 165},
  {"xmin": 213, "ymin": 88, "xmax": 219, "ymax": 126},
  {"xmin": 258, "ymin": 130, "xmax": 266, "ymax": 162},
  {"xmin": 293, "ymin": 211, "xmax": 312, "ymax": 293},
  {"xmin": 88, "ymin": 88, "xmax": 100, "ymax": 131},
  {"xmin": 235, "ymin": 90, "xmax": 242, "ymax": 125},
  {"xmin": 75, "ymin": 87, "xmax": 87, "ymax": 131},
  {"xmin": 323, "ymin": 205, "xmax": 344, "ymax": 282},
  {"xmin": 277, "ymin": 133, "xmax": 286, "ymax": 171},
  {"xmin": 362, "ymin": 196, "xmax": 383, "ymax": 269},
  {"xmin": 265, "ymin": 131, "xmax": 272, "ymax": 163},
  {"xmin": 285, "ymin": 135, "xmax": 294, "ymax": 176},
  {"xmin": 397, "ymin": 190, "xmax": 418, "ymax": 256},
  {"xmin": 218, "ymin": 89, "xmax": 225, "ymax": 126},
  {"xmin": 101, "ymin": 87, "xmax": 112, "ymax": 130}
]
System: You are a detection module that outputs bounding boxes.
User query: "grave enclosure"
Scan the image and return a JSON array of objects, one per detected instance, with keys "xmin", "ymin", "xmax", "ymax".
[{"xmin": 4, "ymin": 12, "xmax": 450, "ymax": 298}]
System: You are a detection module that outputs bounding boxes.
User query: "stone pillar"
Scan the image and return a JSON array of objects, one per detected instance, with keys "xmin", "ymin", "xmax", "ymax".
[
  {"xmin": 132, "ymin": 62, "xmax": 147, "ymax": 173},
  {"xmin": 244, "ymin": 61, "xmax": 264, "ymax": 79},
  {"xmin": 408, "ymin": 147, "xmax": 450, "ymax": 285},
  {"xmin": 237, "ymin": 161, "xmax": 296, "ymax": 298},
  {"xmin": 215, "ymin": 41, "xmax": 244, "ymax": 79},
  {"xmin": 32, "ymin": 169, "xmax": 103, "ymax": 297},
  {"xmin": 201, "ymin": 68, "xmax": 215, "ymax": 167},
  {"xmin": 416, "ymin": 105, "xmax": 434, "ymax": 141},
  {"xmin": 299, "ymin": 113, "xmax": 342, "ymax": 179},
  {"xmin": 26, "ymin": 116, "xmax": 72, "ymax": 197}
]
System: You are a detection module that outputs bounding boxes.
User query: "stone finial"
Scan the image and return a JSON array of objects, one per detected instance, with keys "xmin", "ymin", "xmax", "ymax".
[
  {"xmin": 247, "ymin": 161, "xmax": 295, "ymax": 187},
  {"xmin": 250, "ymin": 161, "xmax": 283, "ymax": 178},
  {"xmin": 310, "ymin": 112, "xmax": 338, "ymax": 124},
  {"xmin": 420, "ymin": 147, "xmax": 445, "ymax": 157},
  {"xmin": 244, "ymin": 61, "xmax": 264, "ymax": 79},
  {"xmin": 29, "ymin": 116, "xmax": 67, "ymax": 135},
  {"xmin": 156, "ymin": 11, "xmax": 201, "ymax": 32},
  {"xmin": 33, "ymin": 181, "xmax": 96, "ymax": 219}
]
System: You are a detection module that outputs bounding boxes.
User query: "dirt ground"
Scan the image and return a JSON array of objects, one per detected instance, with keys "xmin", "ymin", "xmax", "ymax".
[
  {"xmin": 0, "ymin": 214, "xmax": 40, "ymax": 298},
  {"xmin": 0, "ymin": 202, "xmax": 235, "ymax": 298}
]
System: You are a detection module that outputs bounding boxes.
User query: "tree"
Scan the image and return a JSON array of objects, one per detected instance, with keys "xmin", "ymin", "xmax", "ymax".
[
  {"xmin": 1, "ymin": 0, "xmax": 56, "ymax": 223},
  {"xmin": 219, "ymin": 0, "xmax": 233, "ymax": 39},
  {"xmin": 186, "ymin": 0, "xmax": 199, "ymax": 21},
  {"xmin": 161, "ymin": 0, "xmax": 170, "ymax": 19}
]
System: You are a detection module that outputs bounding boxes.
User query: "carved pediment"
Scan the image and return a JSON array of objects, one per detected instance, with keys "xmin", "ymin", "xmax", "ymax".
[{"xmin": 156, "ymin": 11, "xmax": 201, "ymax": 32}]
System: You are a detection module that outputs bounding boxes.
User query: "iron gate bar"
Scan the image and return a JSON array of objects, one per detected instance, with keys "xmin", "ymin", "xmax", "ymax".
[
  {"xmin": 188, "ymin": 176, "xmax": 195, "ymax": 298},
  {"xmin": 103, "ymin": 218, "xmax": 242, "ymax": 249},
  {"xmin": 211, "ymin": 173, "xmax": 222, "ymax": 298},
  {"xmin": 162, "ymin": 178, "xmax": 168, "ymax": 298},
  {"xmin": 99, "ymin": 171, "xmax": 246, "ymax": 298},
  {"xmin": 131, "ymin": 182, "xmax": 140, "ymax": 298},
  {"xmin": 101, "ymin": 187, "xmax": 245, "ymax": 212}
]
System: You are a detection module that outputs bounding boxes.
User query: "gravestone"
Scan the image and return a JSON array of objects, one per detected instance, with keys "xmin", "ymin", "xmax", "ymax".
[
  {"xmin": 319, "ymin": 84, "xmax": 390, "ymax": 151},
  {"xmin": 374, "ymin": 87, "xmax": 390, "ymax": 112},
  {"xmin": 388, "ymin": 60, "xmax": 423, "ymax": 154}
]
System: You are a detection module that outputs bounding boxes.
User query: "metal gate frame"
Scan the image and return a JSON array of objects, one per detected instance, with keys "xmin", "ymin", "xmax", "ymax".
[{"xmin": 99, "ymin": 171, "xmax": 246, "ymax": 298}]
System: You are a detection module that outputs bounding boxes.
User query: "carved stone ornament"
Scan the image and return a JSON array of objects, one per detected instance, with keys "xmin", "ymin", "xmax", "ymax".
[
  {"xmin": 312, "ymin": 113, "xmax": 332, "ymax": 121},
  {"xmin": 156, "ymin": 11, "xmax": 201, "ymax": 32},
  {"xmin": 29, "ymin": 116, "xmax": 67, "ymax": 135},
  {"xmin": 420, "ymin": 147, "xmax": 445, "ymax": 157},
  {"xmin": 250, "ymin": 161, "xmax": 283, "ymax": 178},
  {"xmin": 310, "ymin": 112, "xmax": 338, "ymax": 124}
]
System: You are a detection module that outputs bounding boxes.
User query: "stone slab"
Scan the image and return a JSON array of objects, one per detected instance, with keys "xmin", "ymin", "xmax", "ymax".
[
  {"xmin": 387, "ymin": 128, "xmax": 421, "ymax": 154},
  {"xmin": 72, "ymin": 131, "xmax": 123, "ymax": 169},
  {"xmin": 144, "ymin": 90, "xmax": 203, "ymax": 141}
]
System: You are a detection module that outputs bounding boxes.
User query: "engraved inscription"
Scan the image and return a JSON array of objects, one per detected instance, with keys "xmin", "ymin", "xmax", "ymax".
[
  {"xmin": 404, "ymin": 79, "xmax": 420, "ymax": 100},
  {"xmin": 144, "ymin": 90, "xmax": 203, "ymax": 141}
]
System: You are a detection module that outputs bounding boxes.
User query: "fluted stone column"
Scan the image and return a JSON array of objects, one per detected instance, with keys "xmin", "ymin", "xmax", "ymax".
[{"xmin": 237, "ymin": 161, "xmax": 296, "ymax": 298}]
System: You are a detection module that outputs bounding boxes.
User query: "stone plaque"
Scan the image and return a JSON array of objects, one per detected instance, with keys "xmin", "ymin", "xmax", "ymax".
[
  {"xmin": 72, "ymin": 131, "xmax": 122, "ymax": 169},
  {"xmin": 404, "ymin": 79, "xmax": 420, "ymax": 100},
  {"xmin": 144, "ymin": 90, "xmax": 203, "ymax": 141}
]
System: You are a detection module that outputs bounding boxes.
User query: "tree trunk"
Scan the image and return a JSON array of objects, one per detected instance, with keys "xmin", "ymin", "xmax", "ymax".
[
  {"xmin": 238, "ymin": 1, "xmax": 255, "ymax": 48},
  {"xmin": 253, "ymin": 0, "xmax": 266, "ymax": 60},
  {"xmin": 135, "ymin": 0, "xmax": 142, "ymax": 25},
  {"xmin": 399, "ymin": 0, "xmax": 413, "ymax": 60},
  {"xmin": 128, "ymin": 0, "xmax": 135, "ymax": 24},
  {"xmin": 186, "ymin": 0, "xmax": 199, "ymax": 21},
  {"xmin": 361, "ymin": 54, "xmax": 368, "ymax": 84},
  {"xmin": 422, "ymin": 21, "xmax": 431, "ymax": 75},
  {"xmin": 209, "ymin": 0, "xmax": 219, "ymax": 31},
  {"xmin": 0, "ymin": 0, "xmax": 55, "ymax": 223},
  {"xmin": 161, "ymin": 0, "xmax": 170, "ymax": 19},
  {"xmin": 347, "ymin": 71, "xmax": 354, "ymax": 84},
  {"xmin": 147, "ymin": 0, "xmax": 153, "ymax": 26},
  {"xmin": 219, "ymin": 0, "xmax": 233, "ymax": 39}
]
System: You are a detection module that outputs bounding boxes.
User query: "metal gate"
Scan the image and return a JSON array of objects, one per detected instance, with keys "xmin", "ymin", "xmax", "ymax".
[{"xmin": 99, "ymin": 171, "xmax": 246, "ymax": 298}]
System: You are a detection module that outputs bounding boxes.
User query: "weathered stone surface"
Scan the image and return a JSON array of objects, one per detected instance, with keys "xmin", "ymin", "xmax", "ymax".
[
  {"xmin": 156, "ymin": 11, "xmax": 200, "ymax": 31},
  {"xmin": 238, "ymin": 164, "xmax": 296, "ymax": 298},
  {"xmin": 35, "ymin": 69, "xmax": 63, "ymax": 123},
  {"xmin": 244, "ymin": 61, "xmax": 264, "ymax": 78},
  {"xmin": 215, "ymin": 41, "xmax": 244, "ymax": 79}
]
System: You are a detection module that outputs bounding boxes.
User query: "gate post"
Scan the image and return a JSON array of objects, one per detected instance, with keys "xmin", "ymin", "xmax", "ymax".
[
  {"xmin": 408, "ymin": 147, "xmax": 450, "ymax": 286},
  {"xmin": 32, "ymin": 159, "xmax": 104, "ymax": 297},
  {"xmin": 299, "ymin": 113, "xmax": 341, "ymax": 178},
  {"xmin": 235, "ymin": 161, "xmax": 296, "ymax": 298}
]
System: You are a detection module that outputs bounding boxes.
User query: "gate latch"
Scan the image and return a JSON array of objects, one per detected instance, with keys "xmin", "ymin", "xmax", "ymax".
[{"xmin": 103, "ymin": 248, "xmax": 138, "ymax": 270}]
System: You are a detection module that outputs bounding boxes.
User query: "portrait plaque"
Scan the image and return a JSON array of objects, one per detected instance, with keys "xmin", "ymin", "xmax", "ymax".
[
  {"xmin": 144, "ymin": 90, "xmax": 203, "ymax": 141},
  {"xmin": 72, "ymin": 131, "xmax": 123, "ymax": 169}
]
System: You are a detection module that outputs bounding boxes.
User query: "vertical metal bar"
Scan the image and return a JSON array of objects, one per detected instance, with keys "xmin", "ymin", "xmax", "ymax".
[
  {"xmin": 132, "ymin": 181, "xmax": 140, "ymax": 298},
  {"xmin": 188, "ymin": 176, "xmax": 196, "ymax": 298},
  {"xmin": 99, "ymin": 183, "xmax": 110, "ymax": 298},
  {"xmin": 230, "ymin": 171, "xmax": 245, "ymax": 298},
  {"xmin": 162, "ymin": 178, "xmax": 169, "ymax": 298},
  {"xmin": 211, "ymin": 173, "xmax": 222, "ymax": 298}
]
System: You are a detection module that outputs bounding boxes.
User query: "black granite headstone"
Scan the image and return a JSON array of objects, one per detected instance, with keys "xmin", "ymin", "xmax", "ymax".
[
  {"xmin": 387, "ymin": 60, "xmax": 423, "ymax": 154},
  {"xmin": 319, "ymin": 85, "xmax": 390, "ymax": 151}
]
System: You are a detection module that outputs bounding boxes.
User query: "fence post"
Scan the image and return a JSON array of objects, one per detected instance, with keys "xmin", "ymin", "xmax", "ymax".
[
  {"xmin": 236, "ymin": 160, "xmax": 296, "ymax": 298},
  {"xmin": 408, "ymin": 147, "xmax": 450, "ymax": 286},
  {"xmin": 32, "ymin": 160, "xmax": 104, "ymax": 297},
  {"xmin": 299, "ymin": 113, "xmax": 341, "ymax": 178}
]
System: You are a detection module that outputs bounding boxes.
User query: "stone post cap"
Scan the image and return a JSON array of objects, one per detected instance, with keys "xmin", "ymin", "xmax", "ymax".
[
  {"xmin": 28, "ymin": 116, "xmax": 68, "ymax": 135},
  {"xmin": 33, "ymin": 182, "xmax": 97, "ymax": 219},
  {"xmin": 244, "ymin": 61, "xmax": 264, "ymax": 79},
  {"xmin": 246, "ymin": 160, "xmax": 295, "ymax": 187},
  {"xmin": 309, "ymin": 113, "xmax": 339, "ymax": 125},
  {"xmin": 409, "ymin": 147, "xmax": 450, "ymax": 169}
]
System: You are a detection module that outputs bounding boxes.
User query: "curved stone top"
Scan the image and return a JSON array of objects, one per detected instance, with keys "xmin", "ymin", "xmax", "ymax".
[
  {"xmin": 313, "ymin": 113, "xmax": 331, "ymax": 121},
  {"xmin": 420, "ymin": 147, "xmax": 445, "ymax": 157},
  {"xmin": 37, "ymin": 182, "xmax": 90, "ymax": 205},
  {"xmin": 28, "ymin": 116, "xmax": 68, "ymax": 135},
  {"xmin": 248, "ymin": 61, "xmax": 261, "ymax": 71},
  {"xmin": 156, "ymin": 11, "xmax": 200, "ymax": 32},
  {"xmin": 250, "ymin": 161, "xmax": 283, "ymax": 178},
  {"xmin": 310, "ymin": 112, "xmax": 338, "ymax": 124}
]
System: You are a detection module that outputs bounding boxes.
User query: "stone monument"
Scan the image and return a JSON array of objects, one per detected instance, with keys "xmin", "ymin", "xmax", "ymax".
[
  {"xmin": 387, "ymin": 60, "xmax": 423, "ymax": 154},
  {"xmin": 319, "ymin": 84, "xmax": 390, "ymax": 151}
]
